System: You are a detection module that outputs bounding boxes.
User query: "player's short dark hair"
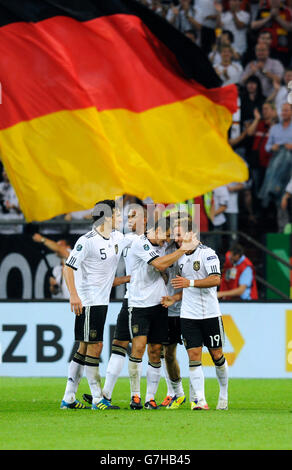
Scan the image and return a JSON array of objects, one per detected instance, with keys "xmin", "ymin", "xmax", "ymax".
[
  {"xmin": 230, "ymin": 243, "xmax": 244, "ymax": 256},
  {"xmin": 92, "ymin": 199, "xmax": 117, "ymax": 225}
]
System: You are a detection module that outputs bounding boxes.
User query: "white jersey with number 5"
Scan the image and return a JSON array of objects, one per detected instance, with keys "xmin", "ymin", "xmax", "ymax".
[
  {"xmin": 179, "ymin": 244, "xmax": 221, "ymax": 320},
  {"xmin": 65, "ymin": 229, "xmax": 132, "ymax": 306},
  {"xmin": 128, "ymin": 235, "xmax": 167, "ymax": 308}
]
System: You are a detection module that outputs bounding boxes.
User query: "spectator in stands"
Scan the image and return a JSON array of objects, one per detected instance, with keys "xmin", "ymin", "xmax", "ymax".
[
  {"xmin": 32, "ymin": 233, "xmax": 72, "ymax": 299},
  {"xmin": 147, "ymin": 0, "xmax": 169, "ymax": 18},
  {"xmin": 266, "ymin": 67, "xmax": 292, "ymax": 118},
  {"xmin": 240, "ymin": 75, "xmax": 266, "ymax": 126},
  {"xmin": 248, "ymin": 0, "xmax": 262, "ymax": 23},
  {"xmin": 259, "ymin": 103, "xmax": 292, "ymax": 229},
  {"xmin": 233, "ymin": 76, "xmax": 265, "ymax": 166},
  {"xmin": 257, "ymin": 29, "xmax": 274, "ymax": 50},
  {"xmin": 251, "ymin": 0, "xmax": 292, "ymax": 66},
  {"xmin": 265, "ymin": 102, "xmax": 292, "ymax": 153},
  {"xmin": 210, "ymin": 185, "xmax": 229, "ymax": 255},
  {"xmin": 185, "ymin": 28, "xmax": 199, "ymax": 45},
  {"xmin": 240, "ymin": 41, "xmax": 285, "ymax": 97},
  {"xmin": 214, "ymin": 44, "xmax": 243, "ymax": 85},
  {"xmin": 217, "ymin": 0, "xmax": 251, "ymax": 58},
  {"xmin": 218, "ymin": 243, "xmax": 259, "ymax": 300},
  {"xmin": 166, "ymin": 0, "xmax": 201, "ymax": 34},
  {"xmin": 212, "ymin": 185, "xmax": 229, "ymax": 229},
  {"xmin": 0, "ymin": 169, "xmax": 24, "ymax": 234},
  {"xmin": 209, "ymin": 29, "xmax": 241, "ymax": 66},
  {"xmin": 32, "ymin": 232, "xmax": 71, "ymax": 258},
  {"xmin": 246, "ymin": 102, "xmax": 275, "ymax": 194},
  {"xmin": 225, "ymin": 182, "xmax": 245, "ymax": 244},
  {"xmin": 280, "ymin": 177, "xmax": 292, "ymax": 232},
  {"xmin": 194, "ymin": 0, "xmax": 222, "ymax": 54}
]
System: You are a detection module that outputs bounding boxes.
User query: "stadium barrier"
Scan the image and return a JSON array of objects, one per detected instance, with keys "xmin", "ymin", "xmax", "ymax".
[{"xmin": 1, "ymin": 300, "xmax": 292, "ymax": 379}]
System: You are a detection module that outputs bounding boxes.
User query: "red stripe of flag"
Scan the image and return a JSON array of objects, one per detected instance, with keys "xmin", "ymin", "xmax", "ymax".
[{"xmin": 0, "ymin": 14, "xmax": 237, "ymax": 130}]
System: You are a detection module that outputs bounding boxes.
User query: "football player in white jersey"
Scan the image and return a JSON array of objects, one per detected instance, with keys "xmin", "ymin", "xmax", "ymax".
[
  {"xmin": 159, "ymin": 212, "xmax": 193, "ymax": 410},
  {"xmin": 162, "ymin": 221, "xmax": 229, "ymax": 411},
  {"xmin": 82, "ymin": 205, "xmax": 147, "ymax": 408},
  {"xmin": 128, "ymin": 217, "xmax": 199, "ymax": 410},
  {"xmin": 60, "ymin": 199, "xmax": 132, "ymax": 410}
]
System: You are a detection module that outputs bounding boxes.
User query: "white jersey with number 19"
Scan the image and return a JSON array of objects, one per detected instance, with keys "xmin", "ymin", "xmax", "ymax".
[{"xmin": 179, "ymin": 244, "xmax": 221, "ymax": 320}]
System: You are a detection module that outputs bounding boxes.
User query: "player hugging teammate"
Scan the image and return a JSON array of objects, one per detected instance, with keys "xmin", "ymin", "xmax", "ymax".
[{"xmin": 61, "ymin": 200, "xmax": 228, "ymax": 411}]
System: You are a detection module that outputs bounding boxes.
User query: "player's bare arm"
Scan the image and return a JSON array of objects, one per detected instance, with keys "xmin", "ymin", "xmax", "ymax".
[
  {"xmin": 112, "ymin": 275, "xmax": 131, "ymax": 287},
  {"xmin": 63, "ymin": 265, "xmax": 83, "ymax": 316},
  {"xmin": 161, "ymin": 291, "xmax": 182, "ymax": 308},
  {"xmin": 171, "ymin": 274, "xmax": 221, "ymax": 289},
  {"xmin": 151, "ymin": 233, "xmax": 199, "ymax": 272}
]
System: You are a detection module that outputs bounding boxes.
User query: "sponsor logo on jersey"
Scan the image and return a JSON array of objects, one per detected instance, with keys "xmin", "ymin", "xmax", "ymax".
[
  {"xmin": 207, "ymin": 255, "xmax": 216, "ymax": 261},
  {"xmin": 193, "ymin": 261, "xmax": 200, "ymax": 271}
]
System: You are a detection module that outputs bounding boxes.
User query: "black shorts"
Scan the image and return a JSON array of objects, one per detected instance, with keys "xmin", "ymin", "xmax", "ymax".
[
  {"xmin": 180, "ymin": 316, "xmax": 225, "ymax": 350},
  {"xmin": 113, "ymin": 299, "xmax": 131, "ymax": 342},
  {"xmin": 74, "ymin": 305, "xmax": 108, "ymax": 343},
  {"xmin": 129, "ymin": 304, "xmax": 168, "ymax": 345},
  {"xmin": 165, "ymin": 316, "xmax": 183, "ymax": 346}
]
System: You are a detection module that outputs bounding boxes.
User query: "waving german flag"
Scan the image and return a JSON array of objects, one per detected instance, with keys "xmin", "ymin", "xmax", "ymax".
[{"xmin": 0, "ymin": 0, "xmax": 248, "ymax": 222}]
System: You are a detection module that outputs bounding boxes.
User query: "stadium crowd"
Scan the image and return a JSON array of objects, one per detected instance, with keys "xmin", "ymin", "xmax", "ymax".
[{"xmin": 0, "ymin": 0, "xmax": 291, "ymax": 301}]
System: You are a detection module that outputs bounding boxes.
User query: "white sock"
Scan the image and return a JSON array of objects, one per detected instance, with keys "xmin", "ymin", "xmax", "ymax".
[
  {"xmin": 189, "ymin": 362, "xmax": 205, "ymax": 403},
  {"xmin": 103, "ymin": 348, "xmax": 127, "ymax": 400},
  {"xmin": 85, "ymin": 355, "xmax": 102, "ymax": 404},
  {"xmin": 189, "ymin": 382, "xmax": 197, "ymax": 403},
  {"xmin": 169, "ymin": 378, "xmax": 184, "ymax": 398},
  {"xmin": 215, "ymin": 356, "xmax": 229, "ymax": 400},
  {"xmin": 128, "ymin": 356, "xmax": 142, "ymax": 397},
  {"xmin": 145, "ymin": 361, "xmax": 161, "ymax": 403},
  {"xmin": 63, "ymin": 352, "xmax": 85, "ymax": 403},
  {"xmin": 161, "ymin": 356, "xmax": 175, "ymax": 397}
]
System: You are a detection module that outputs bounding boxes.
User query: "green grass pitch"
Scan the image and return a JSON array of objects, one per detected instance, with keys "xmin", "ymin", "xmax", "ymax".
[{"xmin": 0, "ymin": 377, "xmax": 291, "ymax": 450}]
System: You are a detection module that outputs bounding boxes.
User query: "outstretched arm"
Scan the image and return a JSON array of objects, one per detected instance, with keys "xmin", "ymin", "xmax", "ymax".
[{"xmin": 171, "ymin": 274, "xmax": 221, "ymax": 289}]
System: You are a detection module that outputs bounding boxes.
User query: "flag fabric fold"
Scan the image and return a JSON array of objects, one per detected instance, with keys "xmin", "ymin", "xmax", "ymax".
[{"xmin": 0, "ymin": 0, "xmax": 248, "ymax": 222}]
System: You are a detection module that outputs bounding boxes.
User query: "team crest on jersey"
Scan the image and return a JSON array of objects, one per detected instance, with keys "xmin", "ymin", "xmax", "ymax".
[
  {"xmin": 132, "ymin": 324, "xmax": 139, "ymax": 334},
  {"xmin": 115, "ymin": 244, "xmax": 118, "ymax": 254},
  {"xmin": 193, "ymin": 261, "xmax": 200, "ymax": 271},
  {"xmin": 143, "ymin": 244, "xmax": 150, "ymax": 251},
  {"xmin": 90, "ymin": 330, "xmax": 97, "ymax": 340}
]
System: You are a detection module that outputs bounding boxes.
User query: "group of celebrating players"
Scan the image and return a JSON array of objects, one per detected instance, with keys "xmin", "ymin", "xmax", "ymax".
[{"xmin": 60, "ymin": 199, "xmax": 228, "ymax": 412}]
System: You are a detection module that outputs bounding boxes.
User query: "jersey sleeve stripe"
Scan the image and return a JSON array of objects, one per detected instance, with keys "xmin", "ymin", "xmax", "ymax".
[
  {"xmin": 66, "ymin": 256, "xmax": 78, "ymax": 270},
  {"xmin": 65, "ymin": 263, "xmax": 78, "ymax": 270}
]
